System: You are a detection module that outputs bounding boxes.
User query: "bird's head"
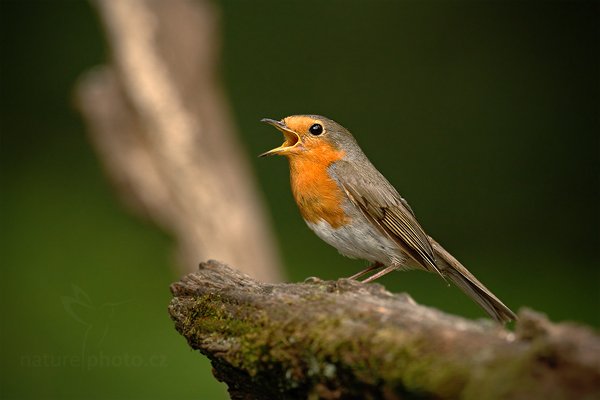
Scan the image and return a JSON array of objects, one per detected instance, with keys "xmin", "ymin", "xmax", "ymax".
[{"xmin": 260, "ymin": 115, "xmax": 358, "ymax": 159}]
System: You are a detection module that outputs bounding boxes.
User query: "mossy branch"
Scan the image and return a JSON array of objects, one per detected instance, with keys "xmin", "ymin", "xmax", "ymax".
[{"xmin": 168, "ymin": 260, "xmax": 600, "ymax": 399}]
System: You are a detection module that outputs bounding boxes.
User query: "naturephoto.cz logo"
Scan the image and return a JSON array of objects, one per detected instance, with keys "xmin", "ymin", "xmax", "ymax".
[{"xmin": 20, "ymin": 285, "xmax": 167, "ymax": 370}]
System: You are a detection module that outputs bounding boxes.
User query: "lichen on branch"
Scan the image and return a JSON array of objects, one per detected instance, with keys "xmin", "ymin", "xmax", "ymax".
[{"xmin": 169, "ymin": 260, "xmax": 600, "ymax": 400}]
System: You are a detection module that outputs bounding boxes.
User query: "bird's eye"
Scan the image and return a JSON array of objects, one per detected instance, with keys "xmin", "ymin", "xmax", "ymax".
[{"xmin": 309, "ymin": 123, "xmax": 323, "ymax": 136}]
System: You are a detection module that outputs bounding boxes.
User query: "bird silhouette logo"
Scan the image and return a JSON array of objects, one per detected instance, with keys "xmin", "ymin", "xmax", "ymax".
[{"xmin": 61, "ymin": 285, "xmax": 130, "ymax": 362}]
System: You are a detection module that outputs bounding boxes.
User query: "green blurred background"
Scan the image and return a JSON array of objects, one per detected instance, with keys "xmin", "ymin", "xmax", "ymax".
[{"xmin": 1, "ymin": 1, "xmax": 598, "ymax": 399}]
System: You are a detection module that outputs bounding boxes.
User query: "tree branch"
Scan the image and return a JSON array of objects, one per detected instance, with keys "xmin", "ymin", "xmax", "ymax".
[
  {"xmin": 75, "ymin": 0, "xmax": 282, "ymax": 281},
  {"xmin": 169, "ymin": 260, "xmax": 600, "ymax": 399}
]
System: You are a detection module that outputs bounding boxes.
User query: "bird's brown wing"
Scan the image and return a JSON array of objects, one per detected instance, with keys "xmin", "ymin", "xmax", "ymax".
[{"xmin": 332, "ymin": 160, "xmax": 442, "ymax": 276}]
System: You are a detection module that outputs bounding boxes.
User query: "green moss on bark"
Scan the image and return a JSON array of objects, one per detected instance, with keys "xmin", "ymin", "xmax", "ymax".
[
  {"xmin": 179, "ymin": 291, "xmax": 477, "ymax": 398},
  {"xmin": 170, "ymin": 263, "xmax": 600, "ymax": 399}
]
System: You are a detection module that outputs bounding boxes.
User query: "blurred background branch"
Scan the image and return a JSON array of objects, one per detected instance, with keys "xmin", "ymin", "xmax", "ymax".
[{"xmin": 75, "ymin": 0, "xmax": 282, "ymax": 281}]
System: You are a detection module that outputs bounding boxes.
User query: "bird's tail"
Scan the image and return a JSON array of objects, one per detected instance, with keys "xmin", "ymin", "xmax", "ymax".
[{"xmin": 428, "ymin": 237, "xmax": 517, "ymax": 323}]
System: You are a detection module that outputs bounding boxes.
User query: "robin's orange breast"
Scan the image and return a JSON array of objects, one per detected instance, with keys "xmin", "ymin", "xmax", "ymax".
[{"xmin": 288, "ymin": 142, "xmax": 349, "ymax": 229}]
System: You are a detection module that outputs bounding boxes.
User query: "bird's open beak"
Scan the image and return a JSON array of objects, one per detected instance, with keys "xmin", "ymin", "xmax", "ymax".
[{"xmin": 259, "ymin": 118, "xmax": 301, "ymax": 157}]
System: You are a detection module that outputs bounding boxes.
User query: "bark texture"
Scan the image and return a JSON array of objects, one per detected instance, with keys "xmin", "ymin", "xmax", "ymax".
[
  {"xmin": 169, "ymin": 260, "xmax": 600, "ymax": 400},
  {"xmin": 75, "ymin": 0, "xmax": 282, "ymax": 281}
]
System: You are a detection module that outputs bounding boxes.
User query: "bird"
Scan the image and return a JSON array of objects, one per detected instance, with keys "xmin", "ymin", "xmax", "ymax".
[{"xmin": 260, "ymin": 114, "xmax": 516, "ymax": 323}]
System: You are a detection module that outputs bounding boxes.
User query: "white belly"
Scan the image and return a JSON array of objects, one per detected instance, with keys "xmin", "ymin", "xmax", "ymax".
[{"xmin": 305, "ymin": 216, "xmax": 406, "ymax": 267}]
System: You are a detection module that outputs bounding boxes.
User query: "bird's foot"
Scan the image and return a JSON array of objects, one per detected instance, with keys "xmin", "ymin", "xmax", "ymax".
[{"xmin": 304, "ymin": 276, "xmax": 323, "ymax": 284}]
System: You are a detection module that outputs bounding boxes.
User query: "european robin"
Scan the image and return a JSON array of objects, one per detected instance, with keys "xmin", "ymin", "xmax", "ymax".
[{"xmin": 260, "ymin": 115, "xmax": 516, "ymax": 323}]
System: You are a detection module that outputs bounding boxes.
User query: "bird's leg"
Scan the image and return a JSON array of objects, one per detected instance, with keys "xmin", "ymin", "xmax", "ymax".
[
  {"xmin": 347, "ymin": 262, "xmax": 384, "ymax": 280},
  {"xmin": 361, "ymin": 265, "xmax": 398, "ymax": 283}
]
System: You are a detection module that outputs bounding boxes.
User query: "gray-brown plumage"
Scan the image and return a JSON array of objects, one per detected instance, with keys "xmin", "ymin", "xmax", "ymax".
[
  {"xmin": 262, "ymin": 114, "xmax": 517, "ymax": 323},
  {"xmin": 332, "ymin": 159, "xmax": 516, "ymax": 323}
]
